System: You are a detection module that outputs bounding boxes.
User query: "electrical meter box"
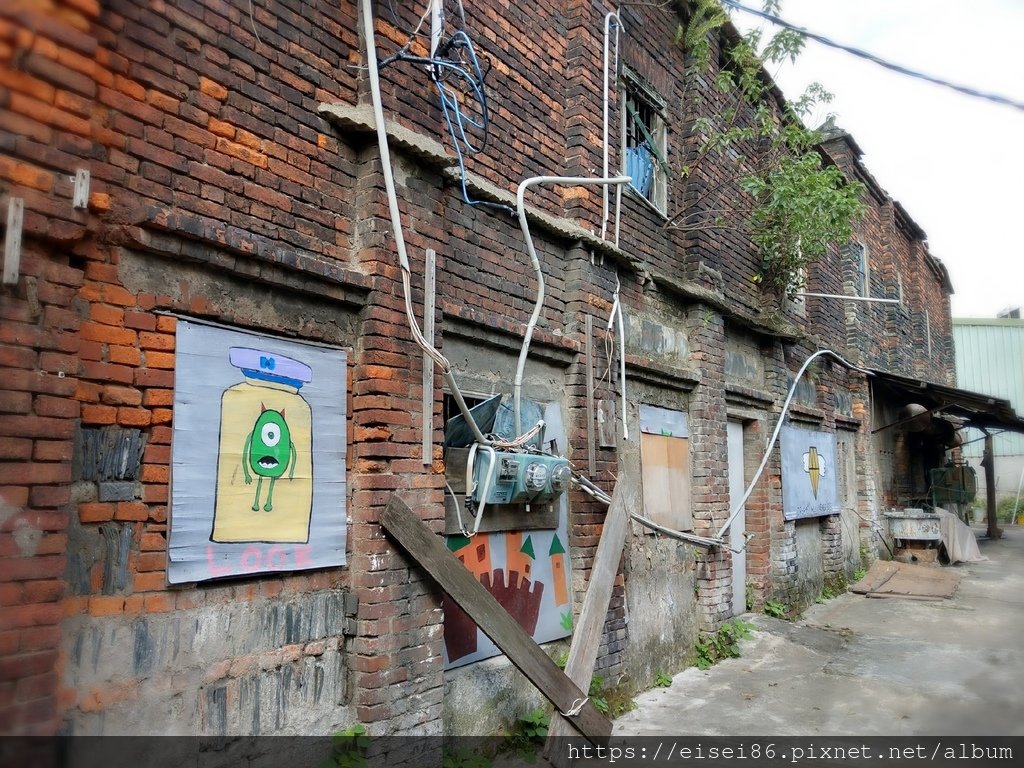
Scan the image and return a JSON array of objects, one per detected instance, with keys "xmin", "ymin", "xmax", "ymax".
[{"xmin": 470, "ymin": 451, "xmax": 572, "ymax": 506}]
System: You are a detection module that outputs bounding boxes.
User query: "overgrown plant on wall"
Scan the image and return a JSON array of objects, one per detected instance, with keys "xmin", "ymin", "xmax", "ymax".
[{"xmin": 670, "ymin": 0, "xmax": 865, "ymax": 305}]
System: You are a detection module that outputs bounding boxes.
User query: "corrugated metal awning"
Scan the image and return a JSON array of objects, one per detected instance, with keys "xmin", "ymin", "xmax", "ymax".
[{"xmin": 870, "ymin": 369, "xmax": 1024, "ymax": 434}]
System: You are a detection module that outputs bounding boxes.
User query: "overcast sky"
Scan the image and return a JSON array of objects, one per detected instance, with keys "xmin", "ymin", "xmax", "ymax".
[{"xmin": 729, "ymin": 0, "xmax": 1024, "ymax": 319}]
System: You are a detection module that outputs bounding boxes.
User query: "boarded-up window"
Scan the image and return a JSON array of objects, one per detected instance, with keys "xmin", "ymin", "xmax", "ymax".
[{"xmin": 639, "ymin": 405, "xmax": 692, "ymax": 530}]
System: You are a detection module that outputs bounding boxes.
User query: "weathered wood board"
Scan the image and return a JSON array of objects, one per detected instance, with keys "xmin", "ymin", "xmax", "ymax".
[
  {"xmin": 380, "ymin": 496, "xmax": 612, "ymax": 744},
  {"xmin": 544, "ymin": 473, "xmax": 638, "ymax": 765}
]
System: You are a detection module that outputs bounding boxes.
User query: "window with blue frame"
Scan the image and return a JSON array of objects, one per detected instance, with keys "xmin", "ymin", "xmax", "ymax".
[{"xmin": 622, "ymin": 72, "xmax": 668, "ymax": 214}]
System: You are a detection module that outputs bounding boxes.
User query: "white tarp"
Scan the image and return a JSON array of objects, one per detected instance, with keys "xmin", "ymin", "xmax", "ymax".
[{"xmin": 934, "ymin": 507, "xmax": 987, "ymax": 564}]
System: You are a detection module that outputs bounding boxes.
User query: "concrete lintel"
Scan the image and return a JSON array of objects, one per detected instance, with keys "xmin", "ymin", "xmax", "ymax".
[
  {"xmin": 117, "ymin": 220, "xmax": 372, "ymax": 305},
  {"xmin": 317, "ymin": 102, "xmax": 641, "ymax": 275},
  {"xmin": 318, "ymin": 102, "xmax": 453, "ymax": 167},
  {"xmin": 624, "ymin": 352, "xmax": 700, "ymax": 393},
  {"xmin": 444, "ymin": 309, "xmax": 577, "ymax": 368},
  {"xmin": 725, "ymin": 382, "xmax": 775, "ymax": 410}
]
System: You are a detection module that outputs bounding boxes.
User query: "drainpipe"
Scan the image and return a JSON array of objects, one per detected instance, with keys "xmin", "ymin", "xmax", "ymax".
[
  {"xmin": 513, "ymin": 174, "xmax": 630, "ymax": 436},
  {"xmin": 361, "ymin": 0, "xmax": 488, "ymax": 447},
  {"xmin": 601, "ymin": 11, "xmax": 621, "ymax": 242}
]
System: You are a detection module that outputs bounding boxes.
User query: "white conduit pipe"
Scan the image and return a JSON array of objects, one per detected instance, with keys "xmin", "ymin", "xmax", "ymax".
[
  {"xmin": 574, "ymin": 474, "xmax": 722, "ymax": 548},
  {"xmin": 513, "ymin": 174, "xmax": 631, "ymax": 435},
  {"xmin": 796, "ymin": 292, "xmax": 901, "ymax": 304},
  {"xmin": 573, "ymin": 349, "xmax": 873, "ymax": 549},
  {"xmin": 714, "ymin": 348, "xmax": 874, "ymax": 541},
  {"xmin": 607, "ymin": 274, "xmax": 628, "ymax": 440},
  {"xmin": 601, "ymin": 11, "xmax": 621, "ymax": 241},
  {"xmin": 1012, "ymin": 465, "xmax": 1024, "ymax": 525},
  {"xmin": 361, "ymin": 0, "xmax": 489, "ymax": 446}
]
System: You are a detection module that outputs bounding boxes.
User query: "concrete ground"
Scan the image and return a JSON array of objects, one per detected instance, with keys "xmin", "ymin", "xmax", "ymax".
[{"xmin": 614, "ymin": 524, "xmax": 1024, "ymax": 737}]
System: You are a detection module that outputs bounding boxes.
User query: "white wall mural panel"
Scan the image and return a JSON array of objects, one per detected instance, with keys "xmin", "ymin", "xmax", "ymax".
[
  {"xmin": 168, "ymin": 320, "xmax": 347, "ymax": 583},
  {"xmin": 780, "ymin": 425, "xmax": 840, "ymax": 521}
]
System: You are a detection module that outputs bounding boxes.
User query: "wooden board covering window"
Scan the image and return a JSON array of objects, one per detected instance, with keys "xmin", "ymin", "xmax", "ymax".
[{"xmin": 640, "ymin": 432, "xmax": 692, "ymax": 530}]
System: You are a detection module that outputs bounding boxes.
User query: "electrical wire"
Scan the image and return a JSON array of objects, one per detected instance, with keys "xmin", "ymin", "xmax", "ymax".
[
  {"xmin": 383, "ymin": 0, "xmax": 434, "ymax": 40},
  {"xmin": 513, "ymin": 175, "xmax": 631, "ymax": 435},
  {"xmin": 248, "ymin": 0, "xmax": 263, "ymax": 46},
  {"xmin": 383, "ymin": 29, "xmax": 517, "ymax": 216},
  {"xmin": 721, "ymin": 0, "xmax": 1024, "ymax": 112},
  {"xmin": 715, "ymin": 348, "xmax": 873, "ymax": 541},
  {"xmin": 362, "ymin": 0, "xmax": 492, "ymax": 449},
  {"xmin": 572, "ymin": 472, "xmax": 726, "ymax": 549}
]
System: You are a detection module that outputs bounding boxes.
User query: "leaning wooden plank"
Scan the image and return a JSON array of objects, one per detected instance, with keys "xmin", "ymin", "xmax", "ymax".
[
  {"xmin": 380, "ymin": 496, "xmax": 612, "ymax": 744},
  {"xmin": 545, "ymin": 472, "xmax": 638, "ymax": 766}
]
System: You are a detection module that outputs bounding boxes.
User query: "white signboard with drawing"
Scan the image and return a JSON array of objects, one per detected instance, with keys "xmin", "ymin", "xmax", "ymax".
[
  {"xmin": 780, "ymin": 425, "xmax": 840, "ymax": 521},
  {"xmin": 168, "ymin": 320, "xmax": 347, "ymax": 583}
]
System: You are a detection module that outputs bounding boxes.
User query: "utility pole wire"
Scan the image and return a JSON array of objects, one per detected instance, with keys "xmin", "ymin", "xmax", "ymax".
[{"xmin": 722, "ymin": 0, "xmax": 1024, "ymax": 112}]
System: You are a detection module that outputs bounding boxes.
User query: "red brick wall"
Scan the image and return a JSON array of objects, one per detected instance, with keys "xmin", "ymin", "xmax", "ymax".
[{"xmin": 0, "ymin": 0, "xmax": 959, "ymax": 736}]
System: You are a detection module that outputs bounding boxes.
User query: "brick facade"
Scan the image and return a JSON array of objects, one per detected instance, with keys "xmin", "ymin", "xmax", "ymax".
[{"xmin": 1, "ymin": 0, "xmax": 955, "ymax": 738}]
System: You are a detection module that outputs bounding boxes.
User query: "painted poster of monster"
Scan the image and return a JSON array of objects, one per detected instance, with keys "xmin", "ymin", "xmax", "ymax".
[
  {"xmin": 168, "ymin": 320, "xmax": 347, "ymax": 583},
  {"xmin": 780, "ymin": 425, "xmax": 840, "ymax": 521},
  {"xmin": 443, "ymin": 402, "xmax": 573, "ymax": 669}
]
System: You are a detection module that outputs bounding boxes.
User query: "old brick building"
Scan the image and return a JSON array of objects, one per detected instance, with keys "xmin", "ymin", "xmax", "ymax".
[{"xmin": 0, "ymin": 0, "xmax": 987, "ymax": 741}]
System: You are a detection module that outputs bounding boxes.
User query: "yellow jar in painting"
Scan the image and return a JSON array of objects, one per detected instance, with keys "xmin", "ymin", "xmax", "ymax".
[{"xmin": 211, "ymin": 347, "xmax": 314, "ymax": 543}]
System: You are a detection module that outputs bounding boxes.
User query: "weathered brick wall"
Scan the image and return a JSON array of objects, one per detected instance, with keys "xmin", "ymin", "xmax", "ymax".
[
  {"xmin": 1, "ymin": 0, "xmax": 959, "ymax": 737},
  {"xmin": 0, "ymin": 0, "xmax": 437, "ymax": 737},
  {"xmin": 0, "ymin": 239, "xmax": 81, "ymax": 735},
  {"xmin": 819, "ymin": 136, "xmax": 954, "ymax": 382}
]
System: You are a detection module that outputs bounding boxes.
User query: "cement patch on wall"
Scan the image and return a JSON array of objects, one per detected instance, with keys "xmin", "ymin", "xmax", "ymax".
[
  {"xmin": 724, "ymin": 332, "xmax": 764, "ymax": 386},
  {"xmin": 61, "ymin": 591, "xmax": 355, "ymax": 735},
  {"xmin": 623, "ymin": 534, "xmax": 697, "ymax": 686},
  {"xmin": 442, "ymin": 646, "xmax": 561, "ymax": 737},
  {"xmin": 793, "ymin": 520, "xmax": 825, "ymax": 606},
  {"xmin": 625, "ymin": 314, "xmax": 689, "ymax": 366}
]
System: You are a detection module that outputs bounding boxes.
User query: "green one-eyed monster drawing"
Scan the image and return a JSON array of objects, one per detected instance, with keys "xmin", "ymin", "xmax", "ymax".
[{"xmin": 242, "ymin": 404, "xmax": 297, "ymax": 512}]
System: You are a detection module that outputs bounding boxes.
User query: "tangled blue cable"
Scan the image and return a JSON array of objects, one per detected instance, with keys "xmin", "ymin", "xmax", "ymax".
[{"xmin": 382, "ymin": 30, "xmax": 517, "ymax": 216}]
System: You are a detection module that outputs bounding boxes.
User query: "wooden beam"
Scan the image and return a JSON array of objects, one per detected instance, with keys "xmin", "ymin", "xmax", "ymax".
[
  {"xmin": 544, "ymin": 473, "xmax": 637, "ymax": 765},
  {"xmin": 982, "ymin": 434, "xmax": 1003, "ymax": 539},
  {"xmin": 380, "ymin": 496, "xmax": 612, "ymax": 744}
]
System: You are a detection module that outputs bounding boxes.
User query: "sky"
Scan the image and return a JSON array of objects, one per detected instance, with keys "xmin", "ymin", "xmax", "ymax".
[{"xmin": 728, "ymin": 0, "xmax": 1024, "ymax": 319}]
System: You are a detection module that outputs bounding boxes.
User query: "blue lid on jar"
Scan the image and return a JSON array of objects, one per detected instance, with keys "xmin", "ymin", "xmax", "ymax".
[{"xmin": 229, "ymin": 347, "xmax": 313, "ymax": 390}]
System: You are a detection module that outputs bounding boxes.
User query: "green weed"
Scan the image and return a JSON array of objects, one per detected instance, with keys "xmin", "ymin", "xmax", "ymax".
[{"xmin": 694, "ymin": 619, "xmax": 754, "ymax": 670}]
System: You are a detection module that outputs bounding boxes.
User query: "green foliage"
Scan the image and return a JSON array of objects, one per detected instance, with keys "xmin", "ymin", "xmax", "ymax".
[
  {"xmin": 553, "ymin": 650, "xmax": 569, "ymax": 670},
  {"xmin": 324, "ymin": 724, "xmax": 369, "ymax": 768},
  {"xmin": 673, "ymin": 0, "xmax": 866, "ymax": 304},
  {"xmin": 997, "ymin": 496, "xmax": 1023, "ymax": 523},
  {"xmin": 604, "ymin": 684, "xmax": 638, "ymax": 717},
  {"xmin": 519, "ymin": 708, "xmax": 550, "ymax": 741},
  {"xmin": 743, "ymin": 152, "xmax": 864, "ymax": 301},
  {"xmin": 763, "ymin": 600, "xmax": 787, "ymax": 619},
  {"xmin": 589, "ymin": 674, "xmax": 609, "ymax": 715},
  {"xmin": 680, "ymin": 0, "xmax": 730, "ymax": 66},
  {"xmin": 817, "ymin": 574, "xmax": 847, "ymax": 603},
  {"xmin": 591, "ymin": 675, "xmax": 637, "ymax": 717},
  {"xmin": 852, "ymin": 567, "xmax": 867, "ymax": 582},
  {"xmin": 443, "ymin": 750, "xmax": 492, "ymax": 768},
  {"xmin": 560, "ymin": 611, "xmax": 573, "ymax": 631},
  {"xmin": 745, "ymin": 580, "xmax": 755, "ymax": 611},
  {"xmin": 694, "ymin": 619, "xmax": 754, "ymax": 670},
  {"xmin": 503, "ymin": 708, "xmax": 550, "ymax": 762},
  {"xmin": 655, "ymin": 670, "xmax": 673, "ymax": 688}
]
